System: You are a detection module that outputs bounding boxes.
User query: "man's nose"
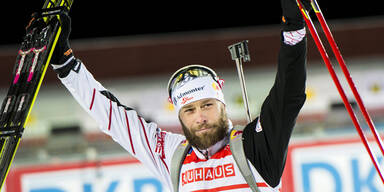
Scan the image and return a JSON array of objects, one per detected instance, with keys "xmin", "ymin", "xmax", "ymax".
[{"xmin": 195, "ymin": 110, "xmax": 208, "ymax": 124}]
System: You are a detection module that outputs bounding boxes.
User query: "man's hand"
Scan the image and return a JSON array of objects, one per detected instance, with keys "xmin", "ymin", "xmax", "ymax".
[
  {"xmin": 281, "ymin": 0, "xmax": 312, "ymax": 31},
  {"xmin": 25, "ymin": 13, "xmax": 45, "ymax": 34},
  {"xmin": 51, "ymin": 12, "xmax": 73, "ymax": 65}
]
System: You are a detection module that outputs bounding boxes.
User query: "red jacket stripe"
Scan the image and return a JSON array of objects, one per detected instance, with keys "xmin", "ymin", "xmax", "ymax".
[
  {"xmin": 191, "ymin": 183, "xmax": 249, "ymax": 192},
  {"xmin": 160, "ymin": 156, "xmax": 169, "ymax": 173},
  {"xmin": 108, "ymin": 100, "xmax": 112, "ymax": 130},
  {"xmin": 124, "ymin": 110, "xmax": 135, "ymax": 155},
  {"xmin": 191, "ymin": 183, "xmax": 268, "ymax": 192},
  {"xmin": 89, "ymin": 88, "xmax": 96, "ymax": 110},
  {"xmin": 138, "ymin": 116, "xmax": 157, "ymax": 166}
]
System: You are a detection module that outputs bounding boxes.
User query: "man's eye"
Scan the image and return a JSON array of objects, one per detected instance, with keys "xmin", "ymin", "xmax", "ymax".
[
  {"xmin": 203, "ymin": 103, "xmax": 213, "ymax": 108},
  {"xmin": 184, "ymin": 108, "xmax": 194, "ymax": 113}
]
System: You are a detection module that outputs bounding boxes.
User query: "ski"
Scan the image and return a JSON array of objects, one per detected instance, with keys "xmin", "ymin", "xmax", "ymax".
[{"xmin": 0, "ymin": 0, "xmax": 74, "ymax": 189}]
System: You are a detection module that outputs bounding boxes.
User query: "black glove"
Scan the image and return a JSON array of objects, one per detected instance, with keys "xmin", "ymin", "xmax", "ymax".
[
  {"xmin": 281, "ymin": 0, "xmax": 311, "ymax": 31},
  {"xmin": 25, "ymin": 13, "xmax": 46, "ymax": 34},
  {"xmin": 51, "ymin": 12, "xmax": 73, "ymax": 64}
]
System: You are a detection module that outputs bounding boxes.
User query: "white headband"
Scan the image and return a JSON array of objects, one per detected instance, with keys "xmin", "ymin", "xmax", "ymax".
[{"xmin": 171, "ymin": 76, "xmax": 225, "ymax": 113}]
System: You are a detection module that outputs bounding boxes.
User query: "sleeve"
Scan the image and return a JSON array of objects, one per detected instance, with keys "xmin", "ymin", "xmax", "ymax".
[
  {"xmin": 57, "ymin": 59, "xmax": 185, "ymax": 189},
  {"xmin": 242, "ymin": 29, "xmax": 307, "ymax": 187}
]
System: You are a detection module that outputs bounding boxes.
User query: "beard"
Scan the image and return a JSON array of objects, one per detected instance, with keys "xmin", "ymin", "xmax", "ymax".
[{"xmin": 180, "ymin": 110, "xmax": 229, "ymax": 149}]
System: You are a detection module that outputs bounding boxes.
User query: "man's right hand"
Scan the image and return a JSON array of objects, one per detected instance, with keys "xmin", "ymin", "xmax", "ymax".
[
  {"xmin": 281, "ymin": 0, "xmax": 312, "ymax": 31},
  {"xmin": 51, "ymin": 12, "xmax": 73, "ymax": 65}
]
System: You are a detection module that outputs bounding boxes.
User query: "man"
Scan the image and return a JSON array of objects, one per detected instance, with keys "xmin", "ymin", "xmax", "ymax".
[{"xmin": 50, "ymin": 0, "xmax": 310, "ymax": 191}]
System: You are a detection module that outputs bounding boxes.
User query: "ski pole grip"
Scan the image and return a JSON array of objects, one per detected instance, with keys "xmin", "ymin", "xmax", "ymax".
[{"xmin": 228, "ymin": 40, "xmax": 251, "ymax": 62}]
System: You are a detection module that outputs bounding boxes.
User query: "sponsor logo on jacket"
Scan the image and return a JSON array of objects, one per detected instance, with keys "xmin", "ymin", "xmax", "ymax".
[
  {"xmin": 155, "ymin": 130, "xmax": 166, "ymax": 159},
  {"xmin": 181, "ymin": 163, "xmax": 236, "ymax": 185}
]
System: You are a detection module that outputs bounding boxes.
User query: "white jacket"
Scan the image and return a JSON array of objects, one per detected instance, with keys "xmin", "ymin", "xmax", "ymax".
[{"xmin": 59, "ymin": 62, "xmax": 282, "ymax": 191}]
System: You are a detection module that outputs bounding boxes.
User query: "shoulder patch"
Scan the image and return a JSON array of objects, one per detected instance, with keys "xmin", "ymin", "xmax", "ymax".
[
  {"xmin": 230, "ymin": 130, "xmax": 243, "ymax": 140},
  {"xmin": 255, "ymin": 119, "xmax": 263, "ymax": 133},
  {"xmin": 181, "ymin": 139, "xmax": 189, "ymax": 146}
]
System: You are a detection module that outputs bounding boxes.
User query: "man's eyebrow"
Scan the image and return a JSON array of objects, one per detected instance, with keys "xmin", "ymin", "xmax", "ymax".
[
  {"xmin": 201, "ymin": 99, "xmax": 213, "ymax": 104},
  {"xmin": 183, "ymin": 104, "xmax": 194, "ymax": 109}
]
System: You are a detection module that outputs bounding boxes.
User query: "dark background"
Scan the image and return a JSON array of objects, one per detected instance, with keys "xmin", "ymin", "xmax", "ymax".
[{"xmin": 2, "ymin": 1, "xmax": 383, "ymax": 45}]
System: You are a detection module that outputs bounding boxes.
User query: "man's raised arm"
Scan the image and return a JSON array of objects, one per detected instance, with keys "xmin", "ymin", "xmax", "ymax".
[
  {"xmin": 49, "ymin": 13, "xmax": 185, "ymax": 190},
  {"xmin": 242, "ymin": 0, "xmax": 311, "ymax": 187}
]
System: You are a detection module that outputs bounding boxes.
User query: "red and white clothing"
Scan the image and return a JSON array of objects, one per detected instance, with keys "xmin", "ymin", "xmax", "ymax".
[
  {"xmin": 58, "ymin": 62, "xmax": 281, "ymax": 191},
  {"xmin": 179, "ymin": 143, "xmax": 280, "ymax": 191},
  {"xmin": 56, "ymin": 28, "xmax": 307, "ymax": 191}
]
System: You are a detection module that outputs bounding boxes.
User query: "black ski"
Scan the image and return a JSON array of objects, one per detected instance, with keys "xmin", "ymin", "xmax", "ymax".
[{"xmin": 0, "ymin": 0, "xmax": 74, "ymax": 188}]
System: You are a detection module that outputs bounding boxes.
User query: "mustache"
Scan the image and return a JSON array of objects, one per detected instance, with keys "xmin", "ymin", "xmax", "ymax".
[{"xmin": 196, "ymin": 122, "xmax": 217, "ymax": 131}]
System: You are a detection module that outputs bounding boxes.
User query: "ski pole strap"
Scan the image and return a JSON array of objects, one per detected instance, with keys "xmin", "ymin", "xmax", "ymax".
[
  {"xmin": 229, "ymin": 125, "xmax": 260, "ymax": 192},
  {"xmin": 170, "ymin": 140, "xmax": 190, "ymax": 192}
]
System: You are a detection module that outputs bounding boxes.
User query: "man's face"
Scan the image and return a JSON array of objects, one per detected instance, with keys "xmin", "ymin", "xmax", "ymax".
[{"xmin": 179, "ymin": 98, "xmax": 229, "ymax": 149}]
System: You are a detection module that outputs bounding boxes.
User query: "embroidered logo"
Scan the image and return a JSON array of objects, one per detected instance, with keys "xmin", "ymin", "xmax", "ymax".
[
  {"xmin": 181, "ymin": 96, "xmax": 194, "ymax": 105},
  {"xmin": 155, "ymin": 130, "xmax": 166, "ymax": 159},
  {"xmin": 176, "ymin": 86, "xmax": 205, "ymax": 99},
  {"xmin": 173, "ymin": 85, "xmax": 206, "ymax": 105}
]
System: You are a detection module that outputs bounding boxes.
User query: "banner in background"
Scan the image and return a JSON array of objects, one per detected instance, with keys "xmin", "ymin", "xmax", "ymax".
[
  {"xmin": 283, "ymin": 137, "xmax": 384, "ymax": 192},
  {"xmin": 5, "ymin": 158, "xmax": 170, "ymax": 192},
  {"xmin": 6, "ymin": 136, "xmax": 384, "ymax": 192}
]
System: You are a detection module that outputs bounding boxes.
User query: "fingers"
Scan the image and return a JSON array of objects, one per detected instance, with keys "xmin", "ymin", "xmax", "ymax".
[
  {"xmin": 59, "ymin": 12, "xmax": 71, "ymax": 27},
  {"xmin": 25, "ymin": 13, "xmax": 45, "ymax": 33},
  {"xmin": 58, "ymin": 12, "xmax": 72, "ymax": 41}
]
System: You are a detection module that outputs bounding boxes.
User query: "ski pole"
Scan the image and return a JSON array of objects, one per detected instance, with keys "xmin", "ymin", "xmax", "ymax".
[
  {"xmin": 296, "ymin": 0, "xmax": 384, "ymax": 183},
  {"xmin": 310, "ymin": 0, "xmax": 384, "ymax": 158},
  {"xmin": 228, "ymin": 40, "xmax": 252, "ymax": 123}
]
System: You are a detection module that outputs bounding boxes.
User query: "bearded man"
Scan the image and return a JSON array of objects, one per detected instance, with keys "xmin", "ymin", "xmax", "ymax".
[{"xmin": 51, "ymin": 0, "xmax": 310, "ymax": 191}]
